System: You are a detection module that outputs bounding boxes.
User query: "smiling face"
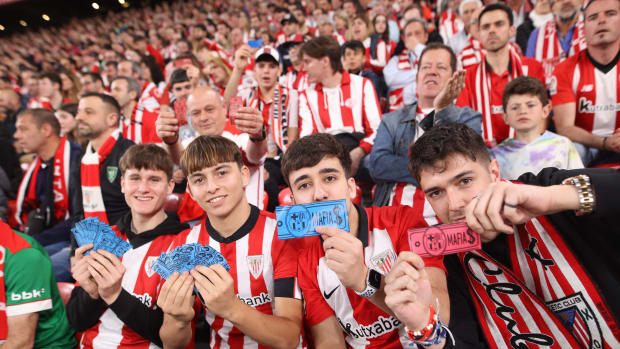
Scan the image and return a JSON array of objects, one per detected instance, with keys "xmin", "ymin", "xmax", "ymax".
[
  {"xmin": 416, "ymin": 48, "xmax": 454, "ymax": 100},
  {"xmin": 503, "ymin": 94, "xmax": 550, "ymax": 133},
  {"xmin": 584, "ymin": 0, "xmax": 620, "ymax": 47},
  {"xmin": 187, "ymin": 162, "xmax": 250, "ymax": 220},
  {"xmin": 121, "ymin": 168, "xmax": 174, "ymax": 218},
  {"xmin": 187, "ymin": 88, "xmax": 228, "ymax": 136},
  {"xmin": 419, "ymin": 154, "xmax": 500, "ymax": 224}
]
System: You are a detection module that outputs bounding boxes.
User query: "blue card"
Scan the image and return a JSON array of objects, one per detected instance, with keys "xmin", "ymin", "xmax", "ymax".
[
  {"xmin": 72, "ymin": 217, "xmax": 131, "ymax": 258},
  {"xmin": 275, "ymin": 199, "xmax": 349, "ymax": 239},
  {"xmin": 152, "ymin": 243, "xmax": 230, "ymax": 280},
  {"xmin": 248, "ymin": 39, "xmax": 263, "ymax": 48}
]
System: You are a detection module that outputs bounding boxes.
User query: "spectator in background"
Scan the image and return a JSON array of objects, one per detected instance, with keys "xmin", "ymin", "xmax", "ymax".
[
  {"xmin": 317, "ymin": 15, "xmax": 347, "ymax": 45},
  {"xmin": 118, "ymin": 60, "xmax": 160, "ymax": 113},
  {"xmin": 0, "ymin": 88, "xmax": 24, "ymax": 140},
  {"xmin": 80, "ymin": 72, "xmax": 105, "ymax": 95},
  {"xmin": 58, "ymin": 68, "xmax": 82, "ymax": 103},
  {"xmin": 448, "ymin": 0, "xmax": 483, "ymax": 55},
  {"xmin": 102, "ymin": 61, "xmax": 118, "ymax": 87},
  {"xmin": 551, "ymin": 0, "xmax": 620, "ymax": 166},
  {"xmin": 110, "ymin": 76, "xmax": 161, "ymax": 145},
  {"xmin": 30, "ymin": 72, "xmax": 71, "ymax": 111},
  {"xmin": 333, "ymin": 10, "xmax": 350, "ymax": 36},
  {"xmin": 342, "ymin": 40, "xmax": 388, "ymax": 100},
  {"xmin": 57, "ymin": 103, "xmax": 87, "ymax": 148},
  {"xmin": 456, "ymin": 3, "xmax": 545, "ymax": 147},
  {"xmin": 526, "ymin": 0, "xmax": 585, "ymax": 79},
  {"xmin": 492, "ymin": 76, "xmax": 583, "ymax": 180},
  {"xmin": 0, "ymin": 221, "xmax": 77, "ymax": 348},
  {"xmin": 516, "ymin": 0, "xmax": 553, "ymax": 54},
  {"xmin": 383, "ymin": 18, "xmax": 428, "ymax": 111},
  {"xmin": 439, "ymin": 0, "xmax": 464, "ymax": 43},
  {"xmin": 141, "ymin": 55, "xmax": 166, "ymax": 93},
  {"xmin": 299, "ymin": 36, "xmax": 382, "ymax": 177},
  {"xmin": 370, "ymin": 43, "xmax": 481, "ymax": 207}
]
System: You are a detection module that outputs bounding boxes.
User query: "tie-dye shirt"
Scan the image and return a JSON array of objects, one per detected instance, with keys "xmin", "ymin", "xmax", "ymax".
[{"xmin": 492, "ymin": 131, "xmax": 584, "ymax": 180}]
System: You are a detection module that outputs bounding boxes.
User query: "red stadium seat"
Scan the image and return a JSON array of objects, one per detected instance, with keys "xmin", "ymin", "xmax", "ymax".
[
  {"xmin": 164, "ymin": 193, "xmax": 183, "ymax": 212},
  {"xmin": 352, "ymin": 185, "xmax": 362, "ymax": 206},
  {"xmin": 57, "ymin": 282, "xmax": 75, "ymax": 305},
  {"xmin": 278, "ymin": 187, "xmax": 293, "ymax": 206}
]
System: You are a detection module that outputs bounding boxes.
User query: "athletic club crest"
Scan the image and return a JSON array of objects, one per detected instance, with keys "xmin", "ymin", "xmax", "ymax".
[
  {"xmin": 370, "ymin": 249, "xmax": 397, "ymax": 274},
  {"xmin": 144, "ymin": 256, "xmax": 158, "ymax": 278},
  {"xmin": 547, "ymin": 292, "xmax": 603, "ymax": 349},
  {"xmin": 247, "ymin": 255, "xmax": 264, "ymax": 279}
]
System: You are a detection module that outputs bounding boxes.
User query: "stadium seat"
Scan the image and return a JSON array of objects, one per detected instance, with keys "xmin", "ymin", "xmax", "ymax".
[
  {"xmin": 278, "ymin": 187, "xmax": 293, "ymax": 206},
  {"xmin": 164, "ymin": 193, "xmax": 183, "ymax": 212},
  {"xmin": 352, "ymin": 185, "xmax": 362, "ymax": 206},
  {"xmin": 57, "ymin": 282, "xmax": 75, "ymax": 305}
]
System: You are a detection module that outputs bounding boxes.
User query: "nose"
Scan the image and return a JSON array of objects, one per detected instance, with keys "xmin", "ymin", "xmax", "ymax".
[
  {"xmin": 313, "ymin": 182, "xmax": 329, "ymax": 202},
  {"xmin": 137, "ymin": 178, "xmax": 150, "ymax": 192},
  {"xmin": 446, "ymin": 188, "xmax": 466, "ymax": 215},
  {"xmin": 206, "ymin": 177, "xmax": 219, "ymax": 194}
]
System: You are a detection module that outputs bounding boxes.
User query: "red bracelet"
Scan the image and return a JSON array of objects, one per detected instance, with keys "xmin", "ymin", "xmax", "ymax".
[{"xmin": 405, "ymin": 305, "xmax": 438, "ymax": 342}]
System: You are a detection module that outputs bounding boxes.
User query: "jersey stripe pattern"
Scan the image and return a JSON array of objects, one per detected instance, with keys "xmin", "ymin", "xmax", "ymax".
[
  {"xmin": 550, "ymin": 50, "xmax": 620, "ymax": 137},
  {"xmin": 299, "ymin": 71, "xmax": 382, "ymax": 154},
  {"xmin": 298, "ymin": 205, "xmax": 444, "ymax": 349},
  {"xmin": 387, "ymin": 183, "xmax": 438, "ymax": 222},
  {"xmin": 79, "ymin": 231, "xmax": 184, "ymax": 349},
  {"xmin": 174, "ymin": 209, "xmax": 302, "ymax": 349}
]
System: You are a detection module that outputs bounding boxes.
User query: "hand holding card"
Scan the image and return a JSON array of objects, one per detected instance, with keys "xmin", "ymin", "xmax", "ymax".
[
  {"xmin": 71, "ymin": 217, "xmax": 132, "ymax": 258},
  {"xmin": 407, "ymin": 222, "xmax": 481, "ymax": 257},
  {"xmin": 152, "ymin": 243, "xmax": 230, "ymax": 280}
]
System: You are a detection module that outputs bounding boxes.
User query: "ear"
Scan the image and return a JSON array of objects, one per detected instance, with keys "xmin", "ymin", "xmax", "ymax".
[
  {"xmin": 167, "ymin": 178, "xmax": 175, "ymax": 195},
  {"xmin": 187, "ymin": 182, "xmax": 196, "ymax": 201},
  {"xmin": 347, "ymin": 177, "xmax": 357, "ymax": 201},
  {"xmin": 107, "ymin": 112, "xmax": 120, "ymax": 128},
  {"xmin": 501, "ymin": 112, "xmax": 507, "ymax": 123},
  {"xmin": 543, "ymin": 102, "xmax": 552, "ymax": 117},
  {"xmin": 488, "ymin": 159, "xmax": 501, "ymax": 182},
  {"xmin": 509, "ymin": 25, "xmax": 516, "ymax": 38},
  {"xmin": 240, "ymin": 165, "xmax": 251, "ymax": 187},
  {"xmin": 120, "ymin": 176, "xmax": 125, "ymax": 194}
]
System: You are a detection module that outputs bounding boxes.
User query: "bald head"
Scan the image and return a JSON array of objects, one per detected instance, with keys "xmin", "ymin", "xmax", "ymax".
[
  {"xmin": 0, "ymin": 88, "xmax": 21, "ymax": 114},
  {"xmin": 187, "ymin": 86, "xmax": 228, "ymax": 136}
]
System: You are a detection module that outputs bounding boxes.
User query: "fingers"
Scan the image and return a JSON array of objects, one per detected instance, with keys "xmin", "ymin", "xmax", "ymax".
[
  {"xmin": 317, "ymin": 226, "xmax": 349, "ymax": 238},
  {"xmin": 385, "ymin": 252, "xmax": 424, "ymax": 284},
  {"xmin": 486, "ymin": 185, "xmax": 513, "ymax": 234},
  {"xmin": 158, "ymin": 272, "xmax": 180, "ymax": 308},
  {"xmin": 75, "ymin": 243, "xmax": 94, "ymax": 259}
]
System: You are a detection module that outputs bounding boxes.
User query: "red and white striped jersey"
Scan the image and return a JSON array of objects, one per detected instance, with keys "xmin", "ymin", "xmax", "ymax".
[
  {"xmin": 550, "ymin": 50, "xmax": 620, "ymax": 137},
  {"xmin": 138, "ymin": 82, "xmax": 161, "ymax": 113},
  {"xmin": 298, "ymin": 205, "xmax": 445, "ymax": 349},
  {"xmin": 28, "ymin": 96, "xmax": 72, "ymax": 111},
  {"xmin": 177, "ymin": 122, "xmax": 266, "ymax": 222},
  {"xmin": 362, "ymin": 37, "xmax": 396, "ymax": 75},
  {"xmin": 79, "ymin": 231, "xmax": 193, "ymax": 349},
  {"xmin": 173, "ymin": 207, "xmax": 302, "ymax": 349},
  {"xmin": 387, "ymin": 183, "xmax": 438, "ymax": 223},
  {"xmin": 298, "ymin": 71, "xmax": 382, "ymax": 153},
  {"xmin": 438, "ymin": 10, "xmax": 464, "ymax": 44},
  {"xmin": 532, "ymin": 18, "xmax": 586, "ymax": 79},
  {"xmin": 280, "ymin": 69, "xmax": 310, "ymax": 92},
  {"xmin": 121, "ymin": 103, "xmax": 162, "ymax": 145},
  {"xmin": 238, "ymin": 83, "xmax": 299, "ymax": 152}
]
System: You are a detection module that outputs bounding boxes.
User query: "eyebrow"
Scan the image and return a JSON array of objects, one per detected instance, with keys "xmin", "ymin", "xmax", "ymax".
[
  {"xmin": 423, "ymin": 170, "xmax": 475, "ymax": 195},
  {"xmin": 292, "ymin": 167, "xmax": 341, "ymax": 186}
]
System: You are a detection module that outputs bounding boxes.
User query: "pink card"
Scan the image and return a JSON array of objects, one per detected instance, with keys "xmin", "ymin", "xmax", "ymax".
[
  {"xmin": 229, "ymin": 96, "xmax": 243, "ymax": 125},
  {"xmin": 408, "ymin": 222, "xmax": 481, "ymax": 257}
]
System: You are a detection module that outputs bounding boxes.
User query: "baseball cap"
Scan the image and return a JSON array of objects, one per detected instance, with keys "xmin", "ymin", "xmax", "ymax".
[
  {"xmin": 254, "ymin": 47, "xmax": 280, "ymax": 63},
  {"xmin": 281, "ymin": 13, "xmax": 300, "ymax": 25}
]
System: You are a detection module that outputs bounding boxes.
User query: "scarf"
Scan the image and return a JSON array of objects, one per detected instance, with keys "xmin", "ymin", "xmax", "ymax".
[
  {"xmin": 80, "ymin": 129, "xmax": 121, "ymax": 224},
  {"xmin": 535, "ymin": 18, "xmax": 586, "ymax": 78},
  {"xmin": 509, "ymin": 216, "xmax": 620, "ymax": 348},
  {"xmin": 15, "ymin": 136, "xmax": 71, "ymax": 227},
  {"xmin": 388, "ymin": 51, "xmax": 418, "ymax": 112},
  {"xmin": 473, "ymin": 50, "xmax": 523, "ymax": 145},
  {"xmin": 247, "ymin": 85, "xmax": 290, "ymax": 151}
]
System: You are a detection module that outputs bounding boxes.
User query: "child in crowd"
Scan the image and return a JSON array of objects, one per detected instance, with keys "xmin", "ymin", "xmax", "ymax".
[{"xmin": 492, "ymin": 76, "xmax": 583, "ymax": 180}]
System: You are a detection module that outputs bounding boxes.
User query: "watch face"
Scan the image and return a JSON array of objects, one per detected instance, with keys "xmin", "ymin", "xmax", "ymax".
[{"xmin": 368, "ymin": 269, "xmax": 382, "ymax": 289}]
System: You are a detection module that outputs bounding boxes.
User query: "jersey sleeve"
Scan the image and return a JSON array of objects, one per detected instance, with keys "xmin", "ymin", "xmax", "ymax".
[
  {"xmin": 550, "ymin": 59, "xmax": 576, "ymax": 105},
  {"xmin": 298, "ymin": 245, "xmax": 335, "ymax": 327},
  {"xmin": 298, "ymin": 91, "xmax": 316, "ymax": 137},
  {"xmin": 4, "ymin": 248, "xmax": 53, "ymax": 316},
  {"xmin": 272, "ymin": 238, "xmax": 301, "ymax": 299},
  {"xmin": 359, "ymin": 77, "xmax": 383, "ymax": 154}
]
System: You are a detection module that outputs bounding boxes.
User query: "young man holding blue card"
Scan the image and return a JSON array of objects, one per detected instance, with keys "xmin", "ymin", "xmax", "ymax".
[
  {"xmin": 280, "ymin": 133, "xmax": 449, "ymax": 348},
  {"xmin": 66, "ymin": 144, "xmax": 190, "ymax": 348},
  {"xmin": 401, "ymin": 123, "xmax": 620, "ymax": 347},
  {"xmin": 158, "ymin": 135, "xmax": 303, "ymax": 349}
]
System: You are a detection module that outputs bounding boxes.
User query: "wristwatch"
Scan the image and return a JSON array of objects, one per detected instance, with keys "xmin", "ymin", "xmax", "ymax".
[
  {"xmin": 250, "ymin": 125, "xmax": 266, "ymax": 142},
  {"xmin": 561, "ymin": 174, "xmax": 595, "ymax": 216},
  {"xmin": 355, "ymin": 269, "xmax": 382, "ymax": 298}
]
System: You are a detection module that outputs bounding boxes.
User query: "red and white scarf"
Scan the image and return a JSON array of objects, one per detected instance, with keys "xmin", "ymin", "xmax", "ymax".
[
  {"xmin": 509, "ymin": 216, "xmax": 620, "ymax": 348},
  {"xmin": 15, "ymin": 136, "xmax": 71, "ymax": 227},
  {"xmin": 247, "ymin": 85, "xmax": 290, "ymax": 151},
  {"xmin": 388, "ymin": 51, "xmax": 417, "ymax": 112},
  {"xmin": 80, "ymin": 130, "xmax": 121, "ymax": 224},
  {"xmin": 535, "ymin": 18, "xmax": 586, "ymax": 78},
  {"xmin": 473, "ymin": 50, "xmax": 523, "ymax": 145}
]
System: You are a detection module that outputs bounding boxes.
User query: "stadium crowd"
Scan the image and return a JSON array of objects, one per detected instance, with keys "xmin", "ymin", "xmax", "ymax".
[{"xmin": 0, "ymin": 0, "xmax": 618, "ymax": 347}]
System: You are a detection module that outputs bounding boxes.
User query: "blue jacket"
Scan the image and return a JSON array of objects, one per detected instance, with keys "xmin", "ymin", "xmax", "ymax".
[{"xmin": 368, "ymin": 103, "xmax": 482, "ymax": 206}]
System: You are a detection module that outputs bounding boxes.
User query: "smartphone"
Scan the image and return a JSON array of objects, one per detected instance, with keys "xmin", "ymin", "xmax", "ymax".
[
  {"xmin": 229, "ymin": 96, "xmax": 243, "ymax": 125},
  {"xmin": 247, "ymin": 39, "xmax": 263, "ymax": 49},
  {"xmin": 173, "ymin": 99, "xmax": 188, "ymax": 127}
]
